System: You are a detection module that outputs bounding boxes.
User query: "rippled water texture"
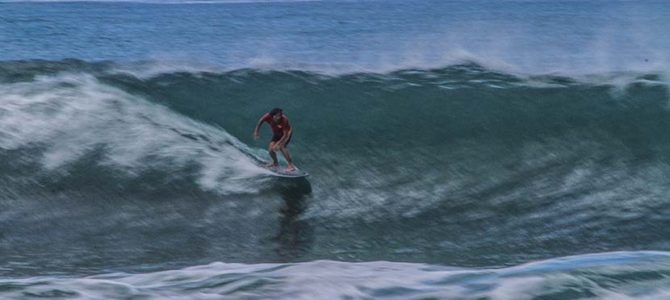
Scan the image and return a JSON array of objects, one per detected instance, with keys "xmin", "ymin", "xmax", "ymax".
[{"xmin": 1, "ymin": 1, "xmax": 670, "ymax": 299}]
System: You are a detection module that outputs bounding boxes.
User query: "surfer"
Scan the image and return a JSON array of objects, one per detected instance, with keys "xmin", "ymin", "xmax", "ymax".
[{"xmin": 253, "ymin": 108, "xmax": 296, "ymax": 172}]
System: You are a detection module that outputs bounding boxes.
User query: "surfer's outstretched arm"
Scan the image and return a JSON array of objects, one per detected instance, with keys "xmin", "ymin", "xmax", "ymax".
[{"xmin": 253, "ymin": 113, "xmax": 268, "ymax": 140}]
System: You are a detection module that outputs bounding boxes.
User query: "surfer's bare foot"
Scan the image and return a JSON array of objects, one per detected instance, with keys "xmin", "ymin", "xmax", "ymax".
[{"xmin": 286, "ymin": 164, "xmax": 296, "ymax": 172}]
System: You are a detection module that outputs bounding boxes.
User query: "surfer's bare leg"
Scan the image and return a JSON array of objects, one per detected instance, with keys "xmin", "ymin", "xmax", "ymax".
[
  {"xmin": 267, "ymin": 142, "xmax": 279, "ymax": 167},
  {"xmin": 279, "ymin": 145, "xmax": 295, "ymax": 171}
]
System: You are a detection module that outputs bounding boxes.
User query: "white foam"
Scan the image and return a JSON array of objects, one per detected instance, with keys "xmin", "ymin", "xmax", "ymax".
[
  {"xmin": 3, "ymin": 251, "xmax": 670, "ymax": 299},
  {"xmin": 0, "ymin": 73, "xmax": 268, "ymax": 194}
]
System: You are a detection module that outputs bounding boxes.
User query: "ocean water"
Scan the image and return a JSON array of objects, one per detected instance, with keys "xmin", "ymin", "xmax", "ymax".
[{"xmin": 1, "ymin": 0, "xmax": 670, "ymax": 299}]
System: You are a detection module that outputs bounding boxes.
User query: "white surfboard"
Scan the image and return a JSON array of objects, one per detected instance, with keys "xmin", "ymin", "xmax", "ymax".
[{"xmin": 258, "ymin": 161, "xmax": 309, "ymax": 178}]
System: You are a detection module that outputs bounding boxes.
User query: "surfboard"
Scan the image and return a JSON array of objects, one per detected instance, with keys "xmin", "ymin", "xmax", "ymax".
[
  {"xmin": 258, "ymin": 161, "xmax": 309, "ymax": 178},
  {"xmin": 232, "ymin": 143, "xmax": 308, "ymax": 178}
]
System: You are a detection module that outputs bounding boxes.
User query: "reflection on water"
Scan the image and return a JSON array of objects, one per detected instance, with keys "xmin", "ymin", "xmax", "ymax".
[{"xmin": 274, "ymin": 178, "xmax": 313, "ymax": 261}]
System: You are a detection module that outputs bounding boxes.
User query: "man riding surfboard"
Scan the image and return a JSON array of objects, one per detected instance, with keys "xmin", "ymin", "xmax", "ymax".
[{"xmin": 253, "ymin": 108, "xmax": 296, "ymax": 172}]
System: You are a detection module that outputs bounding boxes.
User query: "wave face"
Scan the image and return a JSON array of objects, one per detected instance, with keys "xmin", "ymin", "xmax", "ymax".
[{"xmin": 0, "ymin": 60, "xmax": 669, "ymax": 278}]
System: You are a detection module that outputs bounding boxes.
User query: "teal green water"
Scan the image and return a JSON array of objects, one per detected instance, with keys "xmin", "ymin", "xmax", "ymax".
[{"xmin": 2, "ymin": 1, "xmax": 670, "ymax": 298}]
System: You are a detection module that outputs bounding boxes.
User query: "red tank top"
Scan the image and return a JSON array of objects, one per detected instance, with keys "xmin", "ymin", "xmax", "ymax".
[{"xmin": 262, "ymin": 113, "xmax": 291, "ymax": 135}]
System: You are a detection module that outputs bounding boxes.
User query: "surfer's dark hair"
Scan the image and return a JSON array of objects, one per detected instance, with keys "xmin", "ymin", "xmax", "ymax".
[{"xmin": 269, "ymin": 108, "xmax": 283, "ymax": 116}]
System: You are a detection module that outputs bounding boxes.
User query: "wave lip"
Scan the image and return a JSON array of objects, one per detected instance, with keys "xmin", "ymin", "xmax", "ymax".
[
  {"xmin": 1, "ymin": 251, "xmax": 669, "ymax": 299},
  {"xmin": 2, "ymin": 59, "xmax": 667, "ymax": 88}
]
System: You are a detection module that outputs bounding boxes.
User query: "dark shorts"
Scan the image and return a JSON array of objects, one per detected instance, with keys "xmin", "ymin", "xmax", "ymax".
[{"xmin": 271, "ymin": 133, "xmax": 291, "ymax": 146}]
